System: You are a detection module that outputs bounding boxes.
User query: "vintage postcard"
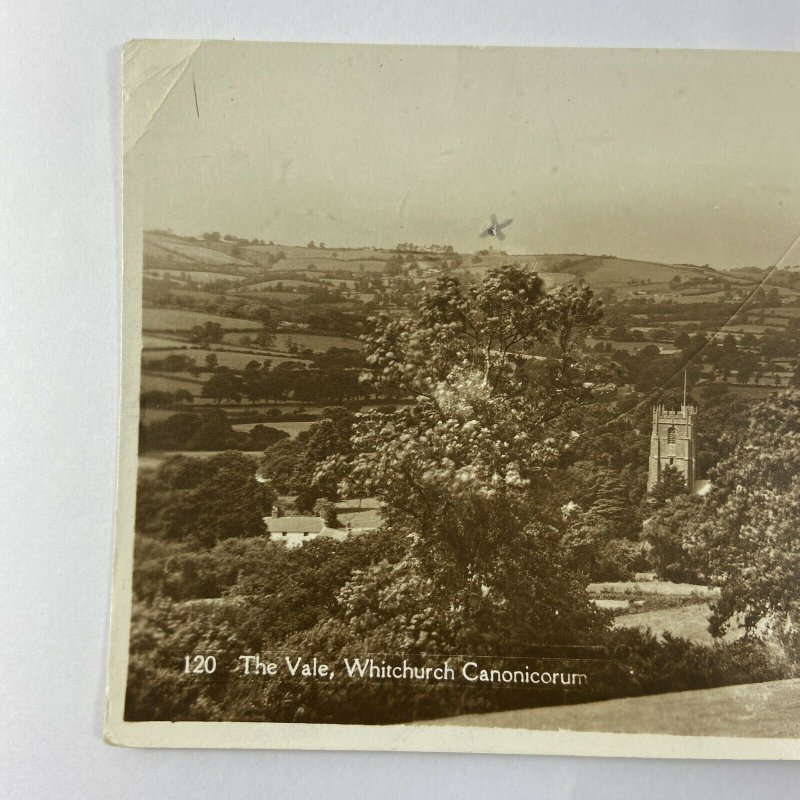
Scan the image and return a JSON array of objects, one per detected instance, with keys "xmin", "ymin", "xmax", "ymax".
[{"xmin": 106, "ymin": 41, "xmax": 800, "ymax": 757}]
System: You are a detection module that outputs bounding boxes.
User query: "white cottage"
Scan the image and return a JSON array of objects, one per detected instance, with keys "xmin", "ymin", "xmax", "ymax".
[{"xmin": 264, "ymin": 508, "xmax": 351, "ymax": 548}]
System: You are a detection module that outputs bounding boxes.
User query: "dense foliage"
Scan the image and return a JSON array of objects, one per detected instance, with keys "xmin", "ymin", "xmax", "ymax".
[
  {"xmin": 703, "ymin": 394, "xmax": 800, "ymax": 638},
  {"xmin": 136, "ymin": 452, "xmax": 273, "ymax": 547}
]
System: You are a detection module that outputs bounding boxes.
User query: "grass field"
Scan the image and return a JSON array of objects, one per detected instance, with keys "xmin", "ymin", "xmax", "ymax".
[
  {"xmin": 233, "ymin": 290, "xmax": 311, "ymax": 302},
  {"xmin": 720, "ymin": 323, "xmax": 780, "ymax": 335},
  {"xmin": 144, "ymin": 268, "xmax": 248, "ymax": 284},
  {"xmin": 144, "ymin": 241, "xmax": 196, "ymax": 265},
  {"xmin": 420, "ymin": 679, "xmax": 800, "ymax": 738},
  {"xmin": 142, "ymin": 307, "xmax": 263, "ymax": 331},
  {"xmin": 140, "ymin": 374, "xmax": 204, "ymax": 398},
  {"xmin": 157, "ymin": 288, "xmax": 233, "ymax": 302},
  {"xmin": 613, "ymin": 602, "xmax": 741, "ymax": 644},
  {"xmin": 138, "ymin": 450, "xmax": 263, "ymax": 471},
  {"xmin": 138, "ymin": 407, "xmax": 196, "ymax": 422},
  {"xmin": 746, "ymin": 315, "xmax": 789, "ymax": 327},
  {"xmin": 586, "ymin": 338, "xmax": 673, "ymax": 353},
  {"xmin": 317, "ymin": 278, "xmax": 359, "ymax": 289},
  {"xmin": 142, "ymin": 334, "xmax": 191, "ymax": 348},
  {"xmin": 726, "ymin": 384, "xmax": 791, "ymax": 397},
  {"xmin": 241, "ymin": 242, "xmax": 390, "ymax": 258},
  {"xmin": 588, "ymin": 580, "xmax": 717, "ymax": 597},
  {"xmin": 270, "ymin": 256, "xmax": 388, "ymax": 273},
  {"xmin": 671, "ymin": 291, "xmax": 729, "ymax": 304},
  {"xmin": 148, "ymin": 237, "xmax": 254, "ymax": 266},
  {"xmin": 770, "ymin": 307, "xmax": 800, "ymax": 317},
  {"xmin": 242, "ymin": 244, "xmax": 392, "ymax": 261},
  {"xmin": 147, "ymin": 347, "xmax": 273, "ymax": 371},
  {"xmin": 272, "ymin": 332, "xmax": 363, "ymax": 352},
  {"xmin": 245, "ymin": 279, "xmax": 322, "ymax": 290},
  {"xmin": 334, "ymin": 498, "xmax": 383, "ymax": 530}
]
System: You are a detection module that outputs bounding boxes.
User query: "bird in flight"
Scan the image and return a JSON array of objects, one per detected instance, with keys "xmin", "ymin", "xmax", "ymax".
[{"xmin": 480, "ymin": 214, "xmax": 513, "ymax": 241}]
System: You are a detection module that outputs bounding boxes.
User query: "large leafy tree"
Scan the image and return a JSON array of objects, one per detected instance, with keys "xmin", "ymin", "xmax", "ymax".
[
  {"xmin": 322, "ymin": 266, "xmax": 604, "ymax": 612},
  {"xmin": 702, "ymin": 394, "xmax": 800, "ymax": 637},
  {"xmin": 556, "ymin": 461, "xmax": 643, "ymax": 578},
  {"xmin": 258, "ymin": 407, "xmax": 356, "ymax": 510}
]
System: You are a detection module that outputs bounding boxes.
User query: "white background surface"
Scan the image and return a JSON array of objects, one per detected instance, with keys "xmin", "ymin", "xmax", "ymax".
[{"xmin": 3, "ymin": 2, "xmax": 800, "ymax": 798}]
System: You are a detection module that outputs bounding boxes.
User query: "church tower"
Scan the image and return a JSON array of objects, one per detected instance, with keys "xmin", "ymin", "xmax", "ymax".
[{"xmin": 647, "ymin": 396, "xmax": 697, "ymax": 494}]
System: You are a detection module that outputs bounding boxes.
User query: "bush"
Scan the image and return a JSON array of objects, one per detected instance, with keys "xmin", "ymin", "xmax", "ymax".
[
  {"xmin": 594, "ymin": 539, "xmax": 648, "ymax": 581},
  {"xmin": 313, "ymin": 498, "xmax": 338, "ymax": 527}
]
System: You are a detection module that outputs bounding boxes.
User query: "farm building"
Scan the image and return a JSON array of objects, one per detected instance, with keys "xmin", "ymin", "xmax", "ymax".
[
  {"xmin": 264, "ymin": 499, "xmax": 382, "ymax": 547},
  {"xmin": 264, "ymin": 508, "xmax": 350, "ymax": 548}
]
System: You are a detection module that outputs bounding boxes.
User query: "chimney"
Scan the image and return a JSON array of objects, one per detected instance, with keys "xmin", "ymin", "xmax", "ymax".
[{"xmin": 271, "ymin": 505, "xmax": 280, "ymax": 518}]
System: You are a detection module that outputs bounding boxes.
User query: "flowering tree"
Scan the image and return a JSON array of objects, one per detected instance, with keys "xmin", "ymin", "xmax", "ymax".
[{"xmin": 321, "ymin": 266, "xmax": 604, "ymax": 611}]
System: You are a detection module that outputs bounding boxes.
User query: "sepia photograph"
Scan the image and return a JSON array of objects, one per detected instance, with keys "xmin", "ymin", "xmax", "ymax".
[{"xmin": 106, "ymin": 41, "xmax": 800, "ymax": 756}]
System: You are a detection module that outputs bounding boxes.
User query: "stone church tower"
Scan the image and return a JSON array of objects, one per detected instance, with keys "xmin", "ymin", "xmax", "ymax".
[{"xmin": 647, "ymin": 401, "xmax": 697, "ymax": 493}]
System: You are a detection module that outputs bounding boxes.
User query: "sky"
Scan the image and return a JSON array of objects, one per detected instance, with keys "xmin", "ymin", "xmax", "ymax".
[{"xmin": 131, "ymin": 42, "xmax": 800, "ymax": 268}]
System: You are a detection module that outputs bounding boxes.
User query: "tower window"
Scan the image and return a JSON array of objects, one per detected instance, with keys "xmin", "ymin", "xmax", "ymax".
[
  {"xmin": 667, "ymin": 426, "xmax": 676, "ymax": 444},
  {"xmin": 669, "ymin": 457, "xmax": 674, "ymax": 465}
]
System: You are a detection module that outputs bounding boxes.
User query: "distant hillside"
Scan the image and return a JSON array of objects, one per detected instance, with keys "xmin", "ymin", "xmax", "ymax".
[
  {"xmin": 142, "ymin": 232, "xmax": 774, "ymax": 300},
  {"xmin": 459, "ymin": 253, "xmax": 726, "ymax": 286}
]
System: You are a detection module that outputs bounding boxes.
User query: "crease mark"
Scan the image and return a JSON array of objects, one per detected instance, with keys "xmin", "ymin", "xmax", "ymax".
[
  {"xmin": 123, "ymin": 42, "xmax": 202, "ymax": 156},
  {"xmin": 192, "ymin": 71, "xmax": 200, "ymax": 118}
]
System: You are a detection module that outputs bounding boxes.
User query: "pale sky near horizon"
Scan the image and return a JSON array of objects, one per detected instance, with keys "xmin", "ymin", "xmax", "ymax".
[{"xmin": 132, "ymin": 42, "xmax": 800, "ymax": 268}]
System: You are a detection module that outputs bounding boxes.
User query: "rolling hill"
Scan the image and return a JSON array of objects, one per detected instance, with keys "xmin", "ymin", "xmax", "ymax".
[{"xmin": 142, "ymin": 231, "xmax": 793, "ymax": 302}]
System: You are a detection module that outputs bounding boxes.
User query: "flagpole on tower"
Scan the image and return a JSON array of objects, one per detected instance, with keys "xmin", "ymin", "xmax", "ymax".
[{"xmin": 683, "ymin": 370, "xmax": 687, "ymax": 408}]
